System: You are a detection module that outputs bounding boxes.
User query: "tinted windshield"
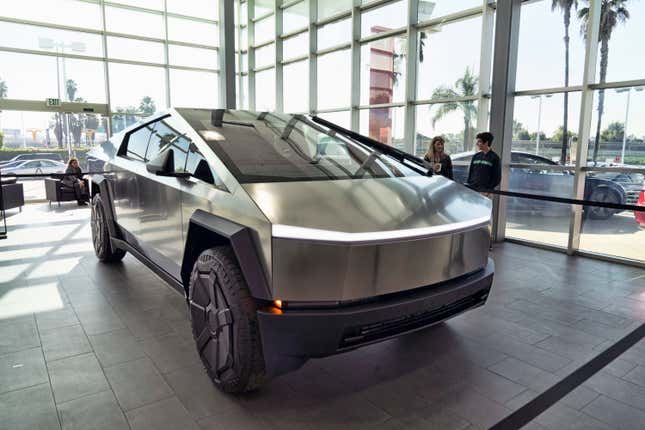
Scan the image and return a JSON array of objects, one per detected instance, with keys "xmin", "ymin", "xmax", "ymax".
[{"xmin": 180, "ymin": 109, "xmax": 420, "ymax": 183}]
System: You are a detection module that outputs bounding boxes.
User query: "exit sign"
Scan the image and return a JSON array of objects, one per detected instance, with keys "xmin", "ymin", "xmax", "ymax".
[{"xmin": 46, "ymin": 98, "xmax": 60, "ymax": 107}]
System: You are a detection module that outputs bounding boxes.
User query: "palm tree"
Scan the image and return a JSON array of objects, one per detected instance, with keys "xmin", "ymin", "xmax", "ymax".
[
  {"xmin": 579, "ymin": 0, "xmax": 630, "ymax": 162},
  {"xmin": 138, "ymin": 96, "xmax": 156, "ymax": 115},
  {"xmin": 65, "ymin": 79, "xmax": 78, "ymax": 102},
  {"xmin": 430, "ymin": 68, "xmax": 478, "ymax": 152},
  {"xmin": 552, "ymin": 0, "xmax": 578, "ymax": 164}
]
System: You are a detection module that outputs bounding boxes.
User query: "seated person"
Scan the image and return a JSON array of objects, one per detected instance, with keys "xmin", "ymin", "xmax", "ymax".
[{"xmin": 61, "ymin": 157, "xmax": 89, "ymax": 206}]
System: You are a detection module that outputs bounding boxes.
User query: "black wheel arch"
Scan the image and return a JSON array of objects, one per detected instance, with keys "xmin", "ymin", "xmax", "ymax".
[
  {"xmin": 585, "ymin": 177, "xmax": 627, "ymax": 204},
  {"xmin": 181, "ymin": 210, "xmax": 272, "ymax": 301}
]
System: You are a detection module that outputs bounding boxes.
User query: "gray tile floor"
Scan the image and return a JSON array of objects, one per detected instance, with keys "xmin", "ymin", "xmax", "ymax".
[{"xmin": 0, "ymin": 203, "xmax": 644, "ymax": 430}]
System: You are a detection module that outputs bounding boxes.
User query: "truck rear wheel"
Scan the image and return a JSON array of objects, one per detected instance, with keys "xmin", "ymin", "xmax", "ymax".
[
  {"xmin": 91, "ymin": 193, "xmax": 126, "ymax": 262},
  {"xmin": 188, "ymin": 246, "xmax": 266, "ymax": 393}
]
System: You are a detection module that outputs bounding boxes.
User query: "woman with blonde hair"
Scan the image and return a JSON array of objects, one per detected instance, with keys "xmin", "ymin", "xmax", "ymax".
[
  {"xmin": 424, "ymin": 136, "xmax": 453, "ymax": 179},
  {"xmin": 62, "ymin": 157, "xmax": 89, "ymax": 206}
]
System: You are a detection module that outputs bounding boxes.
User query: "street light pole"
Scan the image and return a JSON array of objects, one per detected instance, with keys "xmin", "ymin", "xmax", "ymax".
[
  {"xmin": 616, "ymin": 86, "xmax": 644, "ymax": 164},
  {"xmin": 531, "ymin": 94, "xmax": 552, "ymax": 156}
]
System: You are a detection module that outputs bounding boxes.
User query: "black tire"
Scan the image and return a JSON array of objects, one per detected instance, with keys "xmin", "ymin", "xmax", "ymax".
[
  {"xmin": 587, "ymin": 187, "xmax": 621, "ymax": 220},
  {"xmin": 188, "ymin": 246, "xmax": 266, "ymax": 393},
  {"xmin": 91, "ymin": 193, "xmax": 126, "ymax": 262}
]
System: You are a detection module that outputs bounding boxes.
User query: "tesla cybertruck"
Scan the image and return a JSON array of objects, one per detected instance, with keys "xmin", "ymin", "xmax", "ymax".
[{"xmin": 88, "ymin": 108, "xmax": 494, "ymax": 393}]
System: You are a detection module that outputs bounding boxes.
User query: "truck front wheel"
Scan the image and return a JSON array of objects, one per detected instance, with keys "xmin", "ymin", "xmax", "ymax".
[{"xmin": 188, "ymin": 246, "xmax": 266, "ymax": 393}]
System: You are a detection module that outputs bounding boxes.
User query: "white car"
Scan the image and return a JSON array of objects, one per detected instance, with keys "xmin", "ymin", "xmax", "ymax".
[{"xmin": 0, "ymin": 159, "xmax": 67, "ymax": 175}]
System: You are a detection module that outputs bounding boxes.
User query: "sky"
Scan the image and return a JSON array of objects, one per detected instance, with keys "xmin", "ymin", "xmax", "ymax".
[{"xmin": 0, "ymin": 0, "xmax": 644, "ymax": 145}]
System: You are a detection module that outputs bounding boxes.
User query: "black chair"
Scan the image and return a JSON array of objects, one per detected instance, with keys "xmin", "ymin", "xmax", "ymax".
[
  {"xmin": 1, "ymin": 178, "xmax": 24, "ymax": 212},
  {"xmin": 45, "ymin": 177, "xmax": 88, "ymax": 207}
]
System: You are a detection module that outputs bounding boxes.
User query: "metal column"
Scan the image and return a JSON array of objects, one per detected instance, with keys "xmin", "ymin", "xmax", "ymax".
[
  {"xmin": 402, "ymin": 0, "xmax": 419, "ymax": 155},
  {"xmin": 350, "ymin": 0, "xmax": 361, "ymax": 131},
  {"xmin": 220, "ymin": 0, "xmax": 237, "ymax": 109},
  {"xmin": 567, "ymin": 0, "xmax": 601, "ymax": 253},
  {"xmin": 309, "ymin": 0, "xmax": 318, "ymax": 114},
  {"xmin": 489, "ymin": 0, "xmax": 522, "ymax": 242}
]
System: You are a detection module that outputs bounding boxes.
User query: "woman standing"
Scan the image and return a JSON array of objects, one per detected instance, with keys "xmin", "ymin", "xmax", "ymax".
[
  {"xmin": 424, "ymin": 136, "xmax": 453, "ymax": 180},
  {"xmin": 62, "ymin": 157, "xmax": 89, "ymax": 206}
]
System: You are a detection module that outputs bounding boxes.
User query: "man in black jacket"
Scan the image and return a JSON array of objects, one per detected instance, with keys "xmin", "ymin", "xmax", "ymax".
[{"xmin": 467, "ymin": 132, "xmax": 501, "ymax": 196}]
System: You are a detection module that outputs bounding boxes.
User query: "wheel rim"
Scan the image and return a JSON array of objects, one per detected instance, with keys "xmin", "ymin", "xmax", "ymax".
[
  {"xmin": 91, "ymin": 200, "xmax": 103, "ymax": 254},
  {"xmin": 189, "ymin": 271, "xmax": 234, "ymax": 382},
  {"xmin": 590, "ymin": 189, "xmax": 613, "ymax": 218}
]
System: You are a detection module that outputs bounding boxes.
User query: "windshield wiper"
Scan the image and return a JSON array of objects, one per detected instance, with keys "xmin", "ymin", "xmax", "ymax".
[{"xmin": 311, "ymin": 116, "xmax": 428, "ymax": 176}]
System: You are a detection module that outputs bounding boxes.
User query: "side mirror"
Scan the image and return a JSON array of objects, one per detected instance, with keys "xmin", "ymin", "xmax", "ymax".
[{"xmin": 146, "ymin": 149, "xmax": 191, "ymax": 178}]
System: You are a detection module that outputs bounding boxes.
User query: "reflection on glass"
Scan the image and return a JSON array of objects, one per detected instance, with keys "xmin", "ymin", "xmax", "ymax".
[
  {"xmin": 359, "ymin": 107, "xmax": 405, "ymax": 148},
  {"xmin": 168, "ymin": 45, "xmax": 219, "ymax": 70},
  {"xmin": 105, "ymin": 6, "xmax": 164, "ymax": 39},
  {"xmin": 580, "ymin": 170, "xmax": 645, "ymax": 262},
  {"xmin": 255, "ymin": 0, "xmax": 274, "ymax": 17},
  {"xmin": 317, "ymin": 49, "xmax": 351, "ymax": 110},
  {"xmin": 317, "ymin": 110, "xmax": 351, "ymax": 129},
  {"xmin": 167, "ymin": 0, "xmax": 218, "ymax": 20},
  {"xmin": 57, "ymin": 58, "xmax": 106, "ymax": 103},
  {"xmin": 505, "ymin": 201, "xmax": 572, "ymax": 248},
  {"xmin": 255, "ymin": 43, "xmax": 276, "ymax": 69},
  {"xmin": 283, "ymin": 32, "xmax": 309, "ymax": 60},
  {"xmin": 1, "ymin": 0, "xmax": 102, "ymax": 30},
  {"xmin": 111, "ymin": 0, "xmax": 163, "ymax": 9},
  {"xmin": 168, "ymin": 17, "xmax": 218, "ymax": 46},
  {"xmin": 516, "ymin": 0, "xmax": 584, "ymax": 90},
  {"xmin": 587, "ymin": 88, "xmax": 645, "ymax": 166},
  {"xmin": 415, "ymin": 101, "xmax": 479, "ymax": 157},
  {"xmin": 254, "ymin": 15, "xmax": 276, "ymax": 45},
  {"xmin": 283, "ymin": 61, "xmax": 309, "ymax": 113},
  {"xmin": 108, "ymin": 36, "xmax": 165, "ymax": 64},
  {"xmin": 318, "ymin": 0, "xmax": 352, "ymax": 20},
  {"xmin": 360, "ymin": 36, "xmax": 407, "ymax": 105},
  {"xmin": 255, "ymin": 68, "xmax": 276, "ymax": 111},
  {"xmin": 0, "ymin": 21, "xmax": 103, "ymax": 57},
  {"xmin": 170, "ymin": 70, "xmax": 219, "ymax": 109},
  {"xmin": 0, "ymin": 51, "xmax": 58, "ymax": 100},
  {"xmin": 108, "ymin": 63, "xmax": 166, "ymax": 113},
  {"xmin": 416, "ymin": 16, "xmax": 481, "ymax": 100},
  {"xmin": 317, "ymin": 18, "xmax": 351, "ymax": 51},
  {"xmin": 417, "ymin": 0, "xmax": 481, "ymax": 22},
  {"xmin": 283, "ymin": 1, "xmax": 309, "ymax": 34},
  {"xmin": 512, "ymin": 92, "xmax": 581, "ymax": 165},
  {"xmin": 361, "ymin": 0, "xmax": 408, "ymax": 37}
]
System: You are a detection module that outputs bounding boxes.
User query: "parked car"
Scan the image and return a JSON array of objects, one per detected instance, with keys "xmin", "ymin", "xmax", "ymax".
[
  {"xmin": 452, "ymin": 151, "xmax": 627, "ymax": 219},
  {"xmin": 88, "ymin": 108, "xmax": 494, "ymax": 393},
  {"xmin": 0, "ymin": 159, "xmax": 67, "ymax": 175},
  {"xmin": 0, "ymin": 152, "xmax": 65, "ymax": 166}
]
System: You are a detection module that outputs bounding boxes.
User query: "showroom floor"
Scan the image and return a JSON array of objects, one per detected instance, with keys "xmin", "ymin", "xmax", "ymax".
[{"xmin": 1, "ymin": 204, "xmax": 644, "ymax": 430}]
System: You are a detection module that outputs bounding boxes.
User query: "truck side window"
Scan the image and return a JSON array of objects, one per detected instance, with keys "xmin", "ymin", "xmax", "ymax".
[{"xmin": 123, "ymin": 123, "xmax": 154, "ymax": 161}]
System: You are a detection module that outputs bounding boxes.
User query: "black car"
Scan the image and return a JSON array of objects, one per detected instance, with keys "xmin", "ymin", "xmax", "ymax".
[{"xmin": 452, "ymin": 151, "xmax": 627, "ymax": 219}]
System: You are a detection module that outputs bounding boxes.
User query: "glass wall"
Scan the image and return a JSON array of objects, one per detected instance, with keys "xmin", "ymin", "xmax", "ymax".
[
  {"xmin": 237, "ymin": 0, "xmax": 493, "ymax": 156},
  {"xmin": 0, "ymin": 0, "xmax": 221, "ymax": 125},
  {"xmin": 508, "ymin": 0, "xmax": 645, "ymax": 263}
]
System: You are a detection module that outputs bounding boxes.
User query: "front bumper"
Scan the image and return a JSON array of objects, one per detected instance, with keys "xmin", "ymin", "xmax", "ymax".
[{"xmin": 257, "ymin": 258, "xmax": 494, "ymax": 376}]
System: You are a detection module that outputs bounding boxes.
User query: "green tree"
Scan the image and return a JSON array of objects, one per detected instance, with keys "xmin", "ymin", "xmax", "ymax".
[
  {"xmin": 0, "ymin": 78, "xmax": 7, "ymax": 140},
  {"xmin": 579, "ymin": 0, "xmax": 630, "ymax": 162},
  {"xmin": 600, "ymin": 121, "xmax": 624, "ymax": 142},
  {"xmin": 430, "ymin": 68, "xmax": 478, "ymax": 152},
  {"xmin": 513, "ymin": 120, "xmax": 531, "ymax": 140},
  {"xmin": 552, "ymin": 0, "xmax": 578, "ymax": 164},
  {"xmin": 138, "ymin": 96, "xmax": 156, "ymax": 115},
  {"xmin": 552, "ymin": 125, "xmax": 578, "ymax": 143}
]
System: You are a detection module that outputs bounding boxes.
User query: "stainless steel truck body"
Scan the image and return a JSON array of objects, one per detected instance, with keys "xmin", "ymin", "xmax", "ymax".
[{"xmin": 89, "ymin": 108, "xmax": 494, "ymax": 392}]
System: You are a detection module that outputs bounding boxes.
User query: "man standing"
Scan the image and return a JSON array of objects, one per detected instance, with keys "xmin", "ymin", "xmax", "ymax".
[{"xmin": 467, "ymin": 132, "xmax": 501, "ymax": 195}]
